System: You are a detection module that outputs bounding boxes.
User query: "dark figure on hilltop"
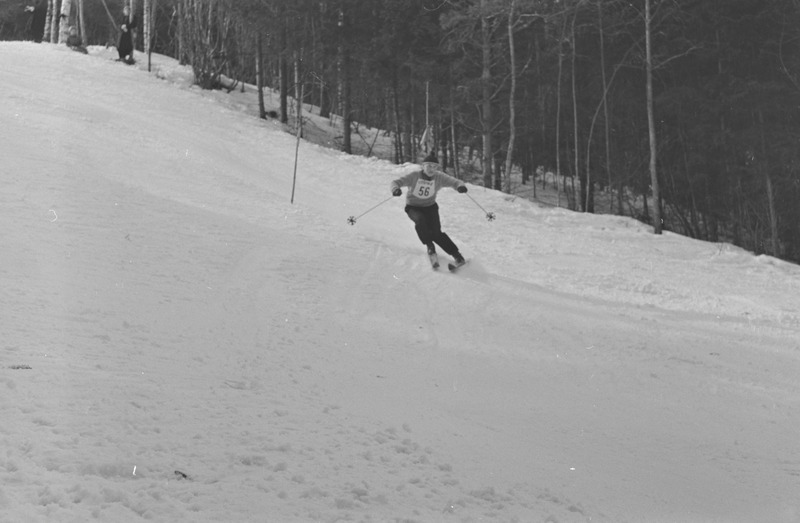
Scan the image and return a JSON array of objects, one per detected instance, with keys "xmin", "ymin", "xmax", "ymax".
[
  {"xmin": 24, "ymin": 0, "xmax": 47, "ymax": 43},
  {"xmin": 117, "ymin": 6, "xmax": 138, "ymax": 63}
]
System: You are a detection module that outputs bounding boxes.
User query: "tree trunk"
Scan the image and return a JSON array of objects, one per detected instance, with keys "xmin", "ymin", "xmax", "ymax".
[
  {"xmin": 177, "ymin": 0, "xmax": 184, "ymax": 64},
  {"xmin": 319, "ymin": 75, "xmax": 331, "ymax": 119},
  {"xmin": 317, "ymin": 5, "xmax": 330, "ymax": 120},
  {"xmin": 44, "ymin": 0, "xmax": 53, "ymax": 42},
  {"xmin": 758, "ymin": 109, "xmax": 780, "ymax": 256},
  {"xmin": 503, "ymin": 0, "xmax": 517, "ymax": 194},
  {"xmin": 144, "ymin": 0, "xmax": 150, "ymax": 56},
  {"xmin": 341, "ymin": 50, "xmax": 351, "ymax": 154},
  {"xmin": 256, "ymin": 32, "xmax": 266, "ymax": 119},
  {"xmin": 555, "ymin": 11, "xmax": 566, "ymax": 208},
  {"xmin": 439, "ymin": 121, "xmax": 448, "ymax": 169},
  {"xmin": 279, "ymin": 23, "xmax": 288, "ymax": 123},
  {"xmin": 571, "ymin": 13, "xmax": 582, "ymax": 211},
  {"xmin": 598, "ymin": 0, "xmax": 612, "ymax": 214},
  {"xmin": 480, "ymin": 0, "xmax": 493, "ymax": 188},
  {"xmin": 679, "ymin": 128, "xmax": 700, "ymax": 237},
  {"xmin": 645, "ymin": 0, "xmax": 662, "ymax": 233},
  {"xmin": 51, "ymin": 0, "xmax": 61, "ymax": 44},
  {"xmin": 409, "ymin": 97, "xmax": 416, "ymax": 160},
  {"xmin": 423, "ymin": 81, "xmax": 431, "ymax": 152},
  {"xmin": 584, "ymin": 0, "xmax": 618, "ymax": 214},
  {"xmin": 78, "ymin": 0, "xmax": 86, "ymax": 46},
  {"xmin": 535, "ymin": 26, "xmax": 545, "ymax": 189},
  {"xmin": 294, "ymin": 50, "xmax": 302, "ymax": 115},
  {"xmin": 392, "ymin": 74, "xmax": 403, "ymax": 164},
  {"xmin": 58, "ymin": 0, "xmax": 70, "ymax": 43},
  {"xmin": 402, "ymin": 94, "xmax": 413, "ymax": 161},
  {"xmin": 450, "ymin": 80, "xmax": 460, "ymax": 178},
  {"xmin": 338, "ymin": 7, "xmax": 352, "ymax": 154},
  {"xmin": 311, "ymin": 8, "xmax": 328, "ymax": 119},
  {"xmin": 145, "ymin": 0, "xmax": 157, "ymax": 71},
  {"xmin": 294, "ymin": 51, "xmax": 305, "ymax": 137}
]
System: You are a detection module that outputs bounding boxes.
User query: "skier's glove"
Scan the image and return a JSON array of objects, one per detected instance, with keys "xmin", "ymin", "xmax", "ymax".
[
  {"xmin": 457, "ymin": 186, "xmax": 468, "ymax": 193},
  {"xmin": 392, "ymin": 188, "xmax": 402, "ymax": 197}
]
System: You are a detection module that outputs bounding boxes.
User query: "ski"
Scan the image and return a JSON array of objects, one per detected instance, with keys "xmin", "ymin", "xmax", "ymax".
[{"xmin": 448, "ymin": 260, "xmax": 466, "ymax": 272}]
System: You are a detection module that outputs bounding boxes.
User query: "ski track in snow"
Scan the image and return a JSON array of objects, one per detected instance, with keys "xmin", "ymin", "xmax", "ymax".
[{"xmin": 1, "ymin": 42, "xmax": 799, "ymax": 523}]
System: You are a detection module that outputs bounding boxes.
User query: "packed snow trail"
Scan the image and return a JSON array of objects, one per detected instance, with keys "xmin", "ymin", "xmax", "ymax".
[{"xmin": 1, "ymin": 42, "xmax": 799, "ymax": 522}]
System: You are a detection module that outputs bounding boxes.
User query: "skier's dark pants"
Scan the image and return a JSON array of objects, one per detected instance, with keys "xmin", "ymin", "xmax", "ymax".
[
  {"xmin": 405, "ymin": 203, "xmax": 459, "ymax": 256},
  {"xmin": 118, "ymin": 33, "xmax": 133, "ymax": 60}
]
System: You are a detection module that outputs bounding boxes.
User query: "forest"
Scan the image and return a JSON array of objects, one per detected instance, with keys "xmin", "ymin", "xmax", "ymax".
[{"xmin": 3, "ymin": 0, "xmax": 800, "ymax": 263}]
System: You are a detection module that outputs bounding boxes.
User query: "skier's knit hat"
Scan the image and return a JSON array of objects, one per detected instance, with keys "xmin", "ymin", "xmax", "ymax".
[{"xmin": 422, "ymin": 151, "xmax": 438, "ymax": 164}]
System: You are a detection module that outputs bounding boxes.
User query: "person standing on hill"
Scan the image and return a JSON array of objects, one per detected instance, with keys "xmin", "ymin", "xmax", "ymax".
[
  {"xmin": 117, "ymin": 5, "xmax": 137, "ymax": 63},
  {"xmin": 24, "ymin": 0, "xmax": 47, "ymax": 43},
  {"xmin": 390, "ymin": 151, "xmax": 468, "ymax": 270}
]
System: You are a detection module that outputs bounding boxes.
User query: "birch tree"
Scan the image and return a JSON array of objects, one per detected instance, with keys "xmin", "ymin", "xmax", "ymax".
[
  {"xmin": 43, "ymin": 0, "xmax": 52, "ymax": 41},
  {"xmin": 58, "ymin": 0, "xmax": 72, "ymax": 44},
  {"xmin": 49, "ymin": 0, "xmax": 60, "ymax": 43}
]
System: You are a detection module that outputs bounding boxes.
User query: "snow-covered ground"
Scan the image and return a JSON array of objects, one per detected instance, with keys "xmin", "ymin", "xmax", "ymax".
[{"xmin": 2, "ymin": 42, "xmax": 799, "ymax": 523}]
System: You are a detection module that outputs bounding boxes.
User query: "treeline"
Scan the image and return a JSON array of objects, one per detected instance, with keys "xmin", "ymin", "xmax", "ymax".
[{"xmin": 3, "ymin": 0, "xmax": 799, "ymax": 263}]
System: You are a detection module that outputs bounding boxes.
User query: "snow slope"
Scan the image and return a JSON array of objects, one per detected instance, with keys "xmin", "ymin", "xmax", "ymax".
[{"xmin": 1, "ymin": 42, "xmax": 799, "ymax": 523}]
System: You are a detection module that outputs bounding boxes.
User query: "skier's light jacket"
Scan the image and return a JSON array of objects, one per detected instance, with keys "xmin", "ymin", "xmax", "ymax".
[{"xmin": 390, "ymin": 169, "xmax": 465, "ymax": 208}]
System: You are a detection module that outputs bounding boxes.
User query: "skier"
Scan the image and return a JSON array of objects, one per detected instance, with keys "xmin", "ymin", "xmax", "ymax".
[
  {"xmin": 117, "ymin": 5, "xmax": 137, "ymax": 63},
  {"xmin": 390, "ymin": 151, "xmax": 468, "ymax": 269}
]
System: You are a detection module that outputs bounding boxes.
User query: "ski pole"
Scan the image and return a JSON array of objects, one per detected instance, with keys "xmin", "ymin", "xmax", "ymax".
[
  {"xmin": 465, "ymin": 193, "xmax": 496, "ymax": 222},
  {"xmin": 347, "ymin": 195, "xmax": 395, "ymax": 225}
]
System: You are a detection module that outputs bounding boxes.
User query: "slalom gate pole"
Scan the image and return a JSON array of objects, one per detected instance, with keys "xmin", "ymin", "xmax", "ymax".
[
  {"xmin": 347, "ymin": 196, "xmax": 395, "ymax": 225},
  {"xmin": 290, "ymin": 83, "xmax": 305, "ymax": 204},
  {"xmin": 466, "ymin": 193, "xmax": 496, "ymax": 222}
]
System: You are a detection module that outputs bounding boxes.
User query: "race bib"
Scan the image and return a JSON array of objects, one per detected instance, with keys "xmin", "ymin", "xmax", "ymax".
[{"xmin": 413, "ymin": 178, "xmax": 435, "ymax": 199}]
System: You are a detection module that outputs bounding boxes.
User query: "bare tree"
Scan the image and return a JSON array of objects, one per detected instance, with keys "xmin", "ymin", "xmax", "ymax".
[
  {"xmin": 757, "ymin": 109, "xmax": 780, "ymax": 256},
  {"xmin": 339, "ymin": 6, "xmax": 352, "ymax": 154},
  {"xmin": 77, "ymin": 0, "xmax": 86, "ymax": 46},
  {"xmin": 143, "ymin": 0, "xmax": 159, "ymax": 71},
  {"xmin": 598, "ymin": 0, "xmax": 611, "ymax": 213},
  {"xmin": 480, "ymin": 0, "xmax": 494, "ymax": 188},
  {"xmin": 179, "ymin": 0, "xmax": 235, "ymax": 89},
  {"xmin": 555, "ymin": 7, "xmax": 567, "ymax": 208},
  {"xmin": 256, "ymin": 30, "xmax": 266, "ymax": 119},
  {"xmin": 58, "ymin": 0, "xmax": 72, "ymax": 44},
  {"xmin": 48, "ymin": 0, "xmax": 61, "ymax": 43},
  {"xmin": 570, "ymin": 8, "xmax": 580, "ymax": 210},
  {"xmin": 645, "ymin": 0, "xmax": 662, "ymax": 233},
  {"xmin": 502, "ymin": 0, "xmax": 517, "ymax": 193}
]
